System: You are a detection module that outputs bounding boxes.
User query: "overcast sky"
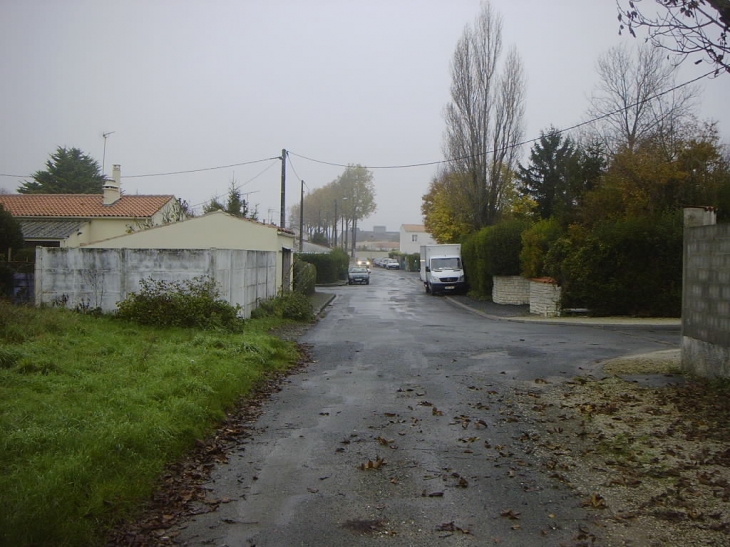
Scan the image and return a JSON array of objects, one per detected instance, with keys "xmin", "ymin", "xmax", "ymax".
[{"xmin": 1, "ymin": 0, "xmax": 728, "ymax": 231}]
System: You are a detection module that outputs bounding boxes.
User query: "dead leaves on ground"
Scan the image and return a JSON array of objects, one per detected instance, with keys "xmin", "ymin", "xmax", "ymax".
[
  {"xmin": 517, "ymin": 376, "xmax": 730, "ymax": 543},
  {"xmin": 359, "ymin": 456, "xmax": 386, "ymax": 471}
]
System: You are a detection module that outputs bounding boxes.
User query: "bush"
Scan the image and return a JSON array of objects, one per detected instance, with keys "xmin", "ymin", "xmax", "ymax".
[
  {"xmin": 546, "ymin": 212, "xmax": 682, "ymax": 316},
  {"xmin": 462, "ymin": 227, "xmax": 493, "ymax": 298},
  {"xmin": 298, "ymin": 249, "xmax": 349, "ymax": 284},
  {"xmin": 250, "ymin": 291, "xmax": 313, "ymax": 322},
  {"xmin": 115, "ymin": 276, "xmax": 243, "ymax": 331},
  {"xmin": 461, "ymin": 219, "xmax": 532, "ymax": 298},
  {"xmin": 485, "ymin": 219, "xmax": 532, "ymax": 276},
  {"xmin": 293, "ymin": 258, "xmax": 316, "ymax": 295},
  {"xmin": 520, "ymin": 217, "xmax": 565, "ymax": 278}
]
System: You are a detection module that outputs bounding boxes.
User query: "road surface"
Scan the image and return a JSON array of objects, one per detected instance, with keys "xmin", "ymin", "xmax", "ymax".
[{"xmin": 171, "ymin": 268, "xmax": 679, "ymax": 546}]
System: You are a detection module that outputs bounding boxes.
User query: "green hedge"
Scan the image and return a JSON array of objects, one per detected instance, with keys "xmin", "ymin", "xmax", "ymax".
[
  {"xmin": 546, "ymin": 212, "xmax": 682, "ymax": 316},
  {"xmin": 462, "ymin": 219, "xmax": 532, "ymax": 298},
  {"xmin": 520, "ymin": 218, "xmax": 565, "ymax": 279},
  {"xmin": 297, "ymin": 249, "xmax": 349, "ymax": 284},
  {"xmin": 293, "ymin": 258, "xmax": 316, "ymax": 295}
]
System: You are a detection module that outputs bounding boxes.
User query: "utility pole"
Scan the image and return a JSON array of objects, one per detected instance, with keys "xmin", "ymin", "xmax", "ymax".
[
  {"xmin": 333, "ymin": 199, "xmax": 338, "ymax": 248},
  {"xmin": 299, "ymin": 179, "xmax": 304, "ymax": 252},
  {"xmin": 280, "ymin": 149, "xmax": 287, "ymax": 228}
]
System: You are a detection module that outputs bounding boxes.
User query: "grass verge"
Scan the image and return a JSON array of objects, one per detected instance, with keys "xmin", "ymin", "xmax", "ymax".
[{"xmin": 0, "ymin": 301, "xmax": 302, "ymax": 547}]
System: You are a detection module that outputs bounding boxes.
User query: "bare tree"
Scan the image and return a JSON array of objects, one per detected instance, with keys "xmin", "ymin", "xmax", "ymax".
[
  {"xmin": 587, "ymin": 43, "xmax": 700, "ymax": 155},
  {"xmin": 618, "ymin": 0, "xmax": 730, "ymax": 74},
  {"xmin": 443, "ymin": 1, "xmax": 525, "ymax": 229}
]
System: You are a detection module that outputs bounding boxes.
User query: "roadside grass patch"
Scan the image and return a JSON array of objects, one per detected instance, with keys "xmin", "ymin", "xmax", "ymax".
[{"xmin": 0, "ymin": 301, "xmax": 301, "ymax": 547}]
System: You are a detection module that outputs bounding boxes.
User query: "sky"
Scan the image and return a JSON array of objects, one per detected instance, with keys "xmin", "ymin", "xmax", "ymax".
[{"xmin": 1, "ymin": 0, "xmax": 728, "ymax": 231}]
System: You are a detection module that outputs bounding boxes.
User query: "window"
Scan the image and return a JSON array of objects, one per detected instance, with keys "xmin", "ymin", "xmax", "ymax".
[{"xmin": 412, "ymin": 234, "xmax": 418, "ymax": 242}]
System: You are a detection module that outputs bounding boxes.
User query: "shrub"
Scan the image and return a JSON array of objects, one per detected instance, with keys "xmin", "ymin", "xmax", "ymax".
[
  {"xmin": 298, "ymin": 249, "xmax": 349, "ymax": 284},
  {"xmin": 462, "ymin": 227, "xmax": 492, "ymax": 298},
  {"xmin": 116, "ymin": 276, "xmax": 243, "ymax": 331},
  {"xmin": 520, "ymin": 217, "xmax": 565, "ymax": 278},
  {"xmin": 546, "ymin": 212, "xmax": 682, "ymax": 316},
  {"xmin": 250, "ymin": 292, "xmax": 313, "ymax": 322},
  {"xmin": 293, "ymin": 258, "xmax": 316, "ymax": 295},
  {"xmin": 485, "ymin": 218, "xmax": 532, "ymax": 276}
]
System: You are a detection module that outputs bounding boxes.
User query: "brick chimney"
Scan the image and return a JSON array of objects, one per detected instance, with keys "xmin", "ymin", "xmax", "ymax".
[{"xmin": 103, "ymin": 164, "xmax": 121, "ymax": 205}]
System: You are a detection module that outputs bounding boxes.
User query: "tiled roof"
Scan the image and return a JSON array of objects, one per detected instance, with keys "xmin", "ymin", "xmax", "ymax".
[
  {"xmin": 0, "ymin": 194, "xmax": 175, "ymax": 218},
  {"xmin": 401, "ymin": 224, "xmax": 427, "ymax": 232},
  {"xmin": 20, "ymin": 220, "xmax": 83, "ymax": 240}
]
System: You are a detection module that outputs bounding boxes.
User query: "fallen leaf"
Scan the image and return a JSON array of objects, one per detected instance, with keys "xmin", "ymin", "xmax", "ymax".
[{"xmin": 500, "ymin": 509, "xmax": 521, "ymax": 520}]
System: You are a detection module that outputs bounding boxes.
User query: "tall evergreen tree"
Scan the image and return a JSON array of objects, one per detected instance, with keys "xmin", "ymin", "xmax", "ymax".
[
  {"xmin": 517, "ymin": 128, "xmax": 580, "ymax": 221},
  {"xmin": 18, "ymin": 147, "xmax": 106, "ymax": 194}
]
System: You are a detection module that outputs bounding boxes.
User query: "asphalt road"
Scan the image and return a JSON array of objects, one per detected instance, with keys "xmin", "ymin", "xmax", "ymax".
[{"xmin": 171, "ymin": 268, "xmax": 679, "ymax": 546}]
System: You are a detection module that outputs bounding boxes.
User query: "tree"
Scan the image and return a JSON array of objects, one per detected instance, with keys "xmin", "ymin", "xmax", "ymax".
[
  {"xmin": 0, "ymin": 205, "xmax": 24, "ymax": 258},
  {"xmin": 587, "ymin": 43, "xmax": 699, "ymax": 155},
  {"xmin": 580, "ymin": 124, "xmax": 730, "ymax": 223},
  {"xmin": 517, "ymin": 128, "xmax": 607, "ymax": 223},
  {"xmin": 518, "ymin": 128, "xmax": 580, "ymax": 221},
  {"xmin": 618, "ymin": 0, "xmax": 730, "ymax": 74},
  {"xmin": 337, "ymin": 165, "xmax": 376, "ymax": 255},
  {"xmin": 18, "ymin": 147, "xmax": 106, "ymax": 194},
  {"xmin": 204, "ymin": 181, "xmax": 258, "ymax": 220},
  {"xmin": 442, "ymin": 1, "xmax": 526, "ymax": 230},
  {"xmin": 422, "ymin": 170, "xmax": 474, "ymax": 242}
]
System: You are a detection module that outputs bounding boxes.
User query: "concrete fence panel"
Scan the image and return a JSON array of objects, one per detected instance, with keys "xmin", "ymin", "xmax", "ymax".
[{"xmin": 35, "ymin": 247, "xmax": 277, "ymax": 318}]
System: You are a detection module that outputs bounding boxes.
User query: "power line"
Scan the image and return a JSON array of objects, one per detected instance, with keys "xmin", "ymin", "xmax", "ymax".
[
  {"xmin": 0, "ymin": 69, "xmax": 717, "ymax": 183},
  {"xmin": 123, "ymin": 156, "xmax": 281, "ymax": 178},
  {"xmin": 289, "ymin": 69, "xmax": 716, "ymax": 171},
  {"xmin": 188, "ymin": 160, "xmax": 279, "ymax": 210}
]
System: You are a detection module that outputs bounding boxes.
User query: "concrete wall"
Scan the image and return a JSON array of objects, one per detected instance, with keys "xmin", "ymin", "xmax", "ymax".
[
  {"xmin": 84, "ymin": 211, "xmax": 295, "ymax": 292},
  {"xmin": 492, "ymin": 275, "xmax": 530, "ymax": 305},
  {"xmin": 529, "ymin": 278, "xmax": 561, "ymax": 317},
  {"xmin": 682, "ymin": 208, "xmax": 730, "ymax": 378},
  {"xmin": 35, "ymin": 247, "xmax": 277, "ymax": 319}
]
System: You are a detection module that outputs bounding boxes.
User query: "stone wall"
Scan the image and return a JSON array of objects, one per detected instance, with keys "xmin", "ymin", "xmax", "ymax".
[
  {"xmin": 35, "ymin": 247, "xmax": 277, "ymax": 319},
  {"xmin": 529, "ymin": 278, "xmax": 561, "ymax": 317},
  {"xmin": 492, "ymin": 275, "xmax": 530, "ymax": 305},
  {"xmin": 682, "ymin": 207, "xmax": 730, "ymax": 378}
]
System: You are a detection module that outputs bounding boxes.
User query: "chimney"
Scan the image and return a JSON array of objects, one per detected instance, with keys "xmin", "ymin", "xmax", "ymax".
[{"xmin": 103, "ymin": 164, "xmax": 122, "ymax": 205}]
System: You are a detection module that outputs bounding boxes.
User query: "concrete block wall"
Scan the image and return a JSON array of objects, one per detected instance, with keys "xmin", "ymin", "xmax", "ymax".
[
  {"xmin": 682, "ymin": 215, "xmax": 730, "ymax": 378},
  {"xmin": 529, "ymin": 278, "xmax": 561, "ymax": 317},
  {"xmin": 35, "ymin": 247, "xmax": 277, "ymax": 319},
  {"xmin": 492, "ymin": 276, "xmax": 530, "ymax": 305}
]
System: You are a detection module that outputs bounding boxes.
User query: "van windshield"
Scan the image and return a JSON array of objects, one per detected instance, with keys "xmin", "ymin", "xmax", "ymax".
[{"xmin": 431, "ymin": 257, "xmax": 461, "ymax": 270}]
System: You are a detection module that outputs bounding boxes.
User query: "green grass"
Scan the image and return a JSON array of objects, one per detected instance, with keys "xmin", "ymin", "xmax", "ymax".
[{"xmin": 0, "ymin": 301, "xmax": 301, "ymax": 547}]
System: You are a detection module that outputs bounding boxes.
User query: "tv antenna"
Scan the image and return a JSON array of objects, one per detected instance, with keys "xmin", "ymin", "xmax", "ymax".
[{"xmin": 102, "ymin": 131, "xmax": 115, "ymax": 176}]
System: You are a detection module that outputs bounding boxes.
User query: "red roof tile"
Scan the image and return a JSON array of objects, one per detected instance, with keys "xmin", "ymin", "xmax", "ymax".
[{"xmin": 0, "ymin": 194, "xmax": 175, "ymax": 218}]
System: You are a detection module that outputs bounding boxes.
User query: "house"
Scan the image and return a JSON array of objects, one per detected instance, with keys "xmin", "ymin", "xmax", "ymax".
[
  {"xmin": 84, "ymin": 210, "xmax": 296, "ymax": 292},
  {"xmin": 399, "ymin": 224, "xmax": 436, "ymax": 254},
  {"xmin": 0, "ymin": 165, "xmax": 180, "ymax": 248}
]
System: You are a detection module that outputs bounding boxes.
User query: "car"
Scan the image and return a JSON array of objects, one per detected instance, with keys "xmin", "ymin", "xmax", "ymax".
[
  {"xmin": 348, "ymin": 266, "xmax": 370, "ymax": 285},
  {"xmin": 356, "ymin": 258, "xmax": 371, "ymax": 269},
  {"xmin": 385, "ymin": 259, "xmax": 400, "ymax": 270}
]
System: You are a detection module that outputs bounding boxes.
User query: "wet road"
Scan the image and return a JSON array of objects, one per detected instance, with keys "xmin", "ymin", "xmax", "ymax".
[{"xmin": 172, "ymin": 268, "xmax": 679, "ymax": 546}]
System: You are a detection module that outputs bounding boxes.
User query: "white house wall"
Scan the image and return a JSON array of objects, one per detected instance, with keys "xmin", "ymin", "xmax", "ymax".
[
  {"xmin": 35, "ymin": 247, "xmax": 276, "ymax": 318},
  {"xmin": 399, "ymin": 228, "xmax": 436, "ymax": 254}
]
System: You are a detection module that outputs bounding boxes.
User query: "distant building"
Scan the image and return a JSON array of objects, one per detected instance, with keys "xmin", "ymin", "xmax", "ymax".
[
  {"xmin": 399, "ymin": 224, "xmax": 436, "ymax": 254},
  {"xmin": 373, "ymin": 225, "xmax": 387, "ymax": 234}
]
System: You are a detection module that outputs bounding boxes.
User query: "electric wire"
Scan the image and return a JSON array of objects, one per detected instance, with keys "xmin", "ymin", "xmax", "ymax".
[
  {"xmin": 289, "ymin": 69, "xmax": 716, "ymax": 171},
  {"xmin": 0, "ymin": 70, "xmax": 718, "ymax": 182},
  {"xmin": 123, "ymin": 156, "xmax": 281, "ymax": 178}
]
